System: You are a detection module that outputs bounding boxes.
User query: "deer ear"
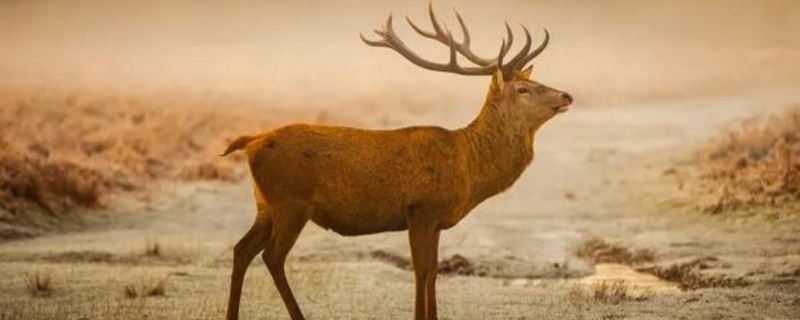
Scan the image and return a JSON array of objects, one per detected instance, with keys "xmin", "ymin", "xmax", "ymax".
[
  {"xmin": 490, "ymin": 69, "xmax": 505, "ymax": 94},
  {"xmin": 515, "ymin": 66, "xmax": 533, "ymax": 80}
]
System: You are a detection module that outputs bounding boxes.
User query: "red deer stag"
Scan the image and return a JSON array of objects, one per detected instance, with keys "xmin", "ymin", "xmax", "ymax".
[{"xmin": 223, "ymin": 5, "xmax": 572, "ymax": 320}]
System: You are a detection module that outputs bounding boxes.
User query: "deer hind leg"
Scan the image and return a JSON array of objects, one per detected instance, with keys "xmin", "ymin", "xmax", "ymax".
[
  {"xmin": 407, "ymin": 212, "xmax": 441, "ymax": 320},
  {"xmin": 261, "ymin": 205, "xmax": 309, "ymax": 320},
  {"xmin": 227, "ymin": 215, "xmax": 272, "ymax": 320}
]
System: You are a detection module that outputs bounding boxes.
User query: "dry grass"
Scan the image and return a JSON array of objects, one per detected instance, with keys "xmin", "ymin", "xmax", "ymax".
[
  {"xmin": 576, "ymin": 237, "xmax": 656, "ymax": 265},
  {"xmin": 568, "ymin": 280, "xmax": 647, "ymax": 306},
  {"xmin": 123, "ymin": 278, "xmax": 168, "ymax": 299},
  {"xmin": 0, "ymin": 88, "xmax": 278, "ymax": 237},
  {"xmin": 697, "ymin": 106, "xmax": 800, "ymax": 214},
  {"xmin": 124, "ymin": 284, "xmax": 138, "ymax": 299},
  {"xmin": 146, "ymin": 278, "xmax": 167, "ymax": 297},
  {"xmin": 592, "ymin": 280, "xmax": 629, "ymax": 304},
  {"xmin": 144, "ymin": 240, "xmax": 161, "ymax": 257},
  {"xmin": 24, "ymin": 274, "xmax": 53, "ymax": 298}
]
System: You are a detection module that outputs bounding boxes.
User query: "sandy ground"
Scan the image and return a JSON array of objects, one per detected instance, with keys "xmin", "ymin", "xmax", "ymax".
[{"xmin": 1, "ymin": 88, "xmax": 799, "ymax": 320}]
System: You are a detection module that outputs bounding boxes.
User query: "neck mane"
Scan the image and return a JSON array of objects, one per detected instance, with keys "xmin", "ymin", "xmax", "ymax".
[{"xmin": 457, "ymin": 98, "xmax": 538, "ymax": 209}]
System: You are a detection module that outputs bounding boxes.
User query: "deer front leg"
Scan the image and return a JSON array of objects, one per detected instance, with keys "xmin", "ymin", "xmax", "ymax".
[
  {"xmin": 424, "ymin": 230, "xmax": 440, "ymax": 320},
  {"xmin": 408, "ymin": 214, "xmax": 441, "ymax": 320}
]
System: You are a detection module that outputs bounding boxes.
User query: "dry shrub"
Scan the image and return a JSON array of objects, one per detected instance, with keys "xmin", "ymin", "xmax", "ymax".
[
  {"xmin": 24, "ymin": 273, "xmax": 53, "ymax": 298},
  {"xmin": 144, "ymin": 240, "xmax": 161, "ymax": 257},
  {"xmin": 0, "ymin": 153, "xmax": 106, "ymax": 215},
  {"xmin": 146, "ymin": 278, "xmax": 167, "ymax": 297},
  {"xmin": 698, "ymin": 107, "xmax": 800, "ymax": 213},
  {"xmin": 124, "ymin": 284, "xmax": 138, "ymax": 299},
  {"xmin": 0, "ymin": 88, "xmax": 278, "ymax": 234},
  {"xmin": 576, "ymin": 237, "xmax": 655, "ymax": 265}
]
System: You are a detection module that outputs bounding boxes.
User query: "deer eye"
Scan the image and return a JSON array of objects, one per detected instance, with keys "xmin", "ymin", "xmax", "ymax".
[{"xmin": 516, "ymin": 87, "xmax": 530, "ymax": 94}]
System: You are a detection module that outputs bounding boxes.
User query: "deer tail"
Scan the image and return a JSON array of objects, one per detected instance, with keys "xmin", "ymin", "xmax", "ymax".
[{"xmin": 220, "ymin": 135, "xmax": 257, "ymax": 157}]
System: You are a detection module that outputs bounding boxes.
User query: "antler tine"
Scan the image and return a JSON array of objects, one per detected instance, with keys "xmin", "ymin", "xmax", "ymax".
[
  {"xmin": 502, "ymin": 22, "xmax": 514, "ymax": 56},
  {"xmin": 428, "ymin": 2, "xmax": 447, "ymax": 39},
  {"xmin": 454, "ymin": 9, "xmax": 470, "ymax": 47},
  {"xmin": 404, "ymin": 2, "xmax": 448, "ymax": 40},
  {"xmin": 385, "ymin": 14, "xmax": 394, "ymax": 34},
  {"xmin": 515, "ymin": 28, "xmax": 550, "ymax": 70},
  {"xmin": 405, "ymin": 17, "xmax": 435, "ymax": 39},
  {"xmin": 503, "ymin": 24, "xmax": 532, "ymax": 74},
  {"xmin": 497, "ymin": 39, "xmax": 506, "ymax": 68},
  {"xmin": 360, "ymin": 32, "xmax": 388, "ymax": 48}
]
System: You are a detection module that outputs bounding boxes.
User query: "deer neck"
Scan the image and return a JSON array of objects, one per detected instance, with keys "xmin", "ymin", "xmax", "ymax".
[{"xmin": 459, "ymin": 101, "xmax": 537, "ymax": 208}]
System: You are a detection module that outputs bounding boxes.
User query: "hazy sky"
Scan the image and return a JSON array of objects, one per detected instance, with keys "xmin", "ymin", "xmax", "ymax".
[{"xmin": 1, "ymin": 0, "xmax": 799, "ymax": 105}]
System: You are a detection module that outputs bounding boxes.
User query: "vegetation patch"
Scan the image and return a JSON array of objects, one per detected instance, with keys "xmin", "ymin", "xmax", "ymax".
[
  {"xmin": 0, "ymin": 89, "xmax": 275, "ymax": 238},
  {"xmin": 694, "ymin": 106, "xmax": 800, "ymax": 214}
]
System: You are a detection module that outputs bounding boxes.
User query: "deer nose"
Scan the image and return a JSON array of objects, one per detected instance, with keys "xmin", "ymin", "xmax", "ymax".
[{"xmin": 561, "ymin": 92, "xmax": 573, "ymax": 104}]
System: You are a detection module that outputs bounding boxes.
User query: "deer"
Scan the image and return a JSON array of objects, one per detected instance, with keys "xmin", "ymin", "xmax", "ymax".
[{"xmin": 222, "ymin": 4, "xmax": 572, "ymax": 320}]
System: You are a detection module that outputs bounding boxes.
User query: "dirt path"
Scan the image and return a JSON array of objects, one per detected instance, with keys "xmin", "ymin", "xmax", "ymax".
[{"xmin": 1, "ymin": 89, "xmax": 799, "ymax": 319}]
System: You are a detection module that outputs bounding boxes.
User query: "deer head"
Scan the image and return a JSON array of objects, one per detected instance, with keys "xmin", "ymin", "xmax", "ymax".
[
  {"xmin": 361, "ymin": 4, "xmax": 573, "ymax": 131},
  {"xmin": 486, "ymin": 67, "xmax": 573, "ymax": 132}
]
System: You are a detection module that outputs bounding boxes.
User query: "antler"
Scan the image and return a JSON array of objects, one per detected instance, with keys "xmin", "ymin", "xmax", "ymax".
[
  {"xmin": 361, "ymin": 4, "xmax": 549, "ymax": 80},
  {"xmin": 360, "ymin": 14, "xmax": 501, "ymax": 76}
]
